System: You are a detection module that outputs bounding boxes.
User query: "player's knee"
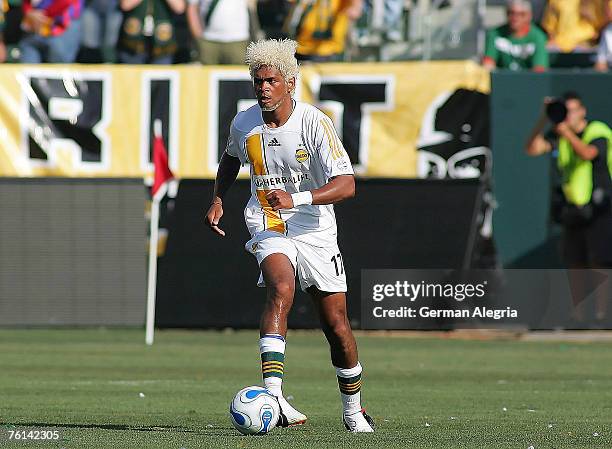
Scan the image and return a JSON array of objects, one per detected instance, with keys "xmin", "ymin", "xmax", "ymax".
[
  {"xmin": 326, "ymin": 314, "xmax": 351, "ymax": 338},
  {"xmin": 267, "ymin": 281, "xmax": 294, "ymax": 306}
]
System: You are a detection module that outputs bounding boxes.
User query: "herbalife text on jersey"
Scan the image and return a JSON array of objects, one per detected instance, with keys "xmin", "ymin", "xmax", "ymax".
[{"xmin": 253, "ymin": 173, "xmax": 310, "ymax": 189}]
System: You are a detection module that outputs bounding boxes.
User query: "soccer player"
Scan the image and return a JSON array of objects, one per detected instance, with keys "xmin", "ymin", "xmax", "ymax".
[{"xmin": 205, "ymin": 39, "xmax": 374, "ymax": 432}]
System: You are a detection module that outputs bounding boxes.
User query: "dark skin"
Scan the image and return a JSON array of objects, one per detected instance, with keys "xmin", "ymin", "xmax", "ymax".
[{"xmin": 205, "ymin": 65, "xmax": 357, "ymax": 368}]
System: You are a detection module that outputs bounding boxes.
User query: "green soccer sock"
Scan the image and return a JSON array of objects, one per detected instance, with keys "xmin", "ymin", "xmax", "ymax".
[
  {"xmin": 259, "ymin": 333, "xmax": 286, "ymax": 397},
  {"xmin": 336, "ymin": 362, "xmax": 363, "ymax": 414}
]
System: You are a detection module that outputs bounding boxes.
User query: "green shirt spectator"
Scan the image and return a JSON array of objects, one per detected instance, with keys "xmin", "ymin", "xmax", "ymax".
[
  {"xmin": 483, "ymin": 0, "xmax": 549, "ymax": 72},
  {"xmin": 484, "ymin": 24, "xmax": 548, "ymax": 71}
]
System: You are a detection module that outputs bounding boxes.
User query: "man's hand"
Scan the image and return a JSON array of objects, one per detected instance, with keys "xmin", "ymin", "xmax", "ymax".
[
  {"xmin": 594, "ymin": 60, "xmax": 608, "ymax": 72},
  {"xmin": 525, "ymin": 98, "xmax": 555, "ymax": 156},
  {"xmin": 0, "ymin": 42, "xmax": 6, "ymax": 63},
  {"xmin": 23, "ymin": 9, "xmax": 51, "ymax": 34},
  {"xmin": 344, "ymin": 0, "xmax": 363, "ymax": 21},
  {"xmin": 481, "ymin": 56, "xmax": 496, "ymax": 70},
  {"xmin": 554, "ymin": 121, "xmax": 570, "ymax": 136},
  {"xmin": 554, "ymin": 121, "xmax": 598, "ymax": 160},
  {"xmin": 205, "ymin": 201, "xmax": 225, "ymax": 236},
  {"xmin": 266, "ymin": 190, "xmax": 293, "ymax": 211}
]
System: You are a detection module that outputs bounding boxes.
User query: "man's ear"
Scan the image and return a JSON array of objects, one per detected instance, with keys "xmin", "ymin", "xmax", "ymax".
[{"xmin": 287, "ymin": 77, "xmax": 296, "ymax": 93}]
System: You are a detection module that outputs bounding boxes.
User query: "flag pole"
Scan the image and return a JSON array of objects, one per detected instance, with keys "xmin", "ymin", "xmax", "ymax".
[
  {"xmin": 145, "ymin": 119, "xmax": 164, "ymax": 346},
  {"xmin": 145, "ymin": 196, "xmax": 160, "ymax": 346}
]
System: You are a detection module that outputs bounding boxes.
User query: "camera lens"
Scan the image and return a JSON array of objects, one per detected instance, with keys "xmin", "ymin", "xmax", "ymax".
[{"xmin": 546, "ymin": 100, "xmax": 567, "ymax": 124}]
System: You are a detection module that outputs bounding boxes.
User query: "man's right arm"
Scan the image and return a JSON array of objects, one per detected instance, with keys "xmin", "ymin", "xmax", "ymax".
[
  {"xmin": 594, "ymin": 28, "xmax": 610, "ymax": 72},
  {"xmin": 482, "ymin": 29, "xmax": 497, "ymax": 69},
  {"xmin": 186, "ymin": 1, "xmax": 203, "ymax": 40},
  {"xmin": 525, "ymin": 101, "xmax": 552, "ymax": 156},
  {"xmin": 205, "ymin": 152, "xmax": 241, "ymax": 236},
  {"xmin": 120, "ymin": 0, "xmax": 143, "ymax": 11}
]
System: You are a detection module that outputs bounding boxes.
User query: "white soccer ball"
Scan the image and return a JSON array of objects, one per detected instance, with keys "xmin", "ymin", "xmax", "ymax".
[{"xmin": 229, "ymin": 386, "xmax": 280, "ymax": 435}]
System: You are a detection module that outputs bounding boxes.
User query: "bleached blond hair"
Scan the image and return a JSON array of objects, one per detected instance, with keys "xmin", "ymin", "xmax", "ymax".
[{"xmin": 246, "ymin": 39, "xmax": 300, "ymax": 85}]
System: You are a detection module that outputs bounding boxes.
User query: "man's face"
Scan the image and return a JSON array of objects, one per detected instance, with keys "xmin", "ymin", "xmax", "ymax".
[
  {"xmin": 253, "ymin": 66, "xmax": 295, "ymax": 112},
  {"xmin": 507, "ymin": 5, "xmax": 531, "ymax": 32},
  {"xmin": 564, "ymin": 99, "xmax": 586, "ymax": 131}
]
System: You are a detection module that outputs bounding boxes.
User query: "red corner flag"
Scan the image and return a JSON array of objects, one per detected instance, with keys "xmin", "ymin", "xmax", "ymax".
[
  {"xmin": 152, "ymin": 120, "xmax": 174, "ymax": 202},
  {"xmin": 146, "ymin": 119, "xmax": 175, "ymax": 345}
]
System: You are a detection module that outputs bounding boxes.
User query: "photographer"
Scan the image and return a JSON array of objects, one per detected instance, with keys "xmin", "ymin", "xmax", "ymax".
[{"xmin": 525, "ymin": 92, "xmax": 612, "ymax": 324}]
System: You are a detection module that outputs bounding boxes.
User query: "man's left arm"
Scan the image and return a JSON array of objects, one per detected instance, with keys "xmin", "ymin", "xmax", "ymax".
[
  {"xmin": 555, "ymin": 123, "xmax": 599, "ymax": 160},
  {"xmin": 311, "ymin": 175, "xmax": 355, "ymax": 204},
  {"xmin": 267, "ymin": 175, "xmax": 355, "ymax": 211},
  {"xmin": 186, "ymin": 0, "xmax": 203, "ymax": 39},
  {"xmin": 266, "ymin": 115, "xmax": 355, "ymax": 211}
]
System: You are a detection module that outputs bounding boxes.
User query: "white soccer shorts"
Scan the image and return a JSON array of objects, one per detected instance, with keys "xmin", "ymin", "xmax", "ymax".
[{"xmin": 245, "ymin": 231, "xmax": 347, "ymax": 293}]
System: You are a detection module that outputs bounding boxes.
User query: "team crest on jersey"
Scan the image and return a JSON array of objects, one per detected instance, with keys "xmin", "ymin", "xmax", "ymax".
[
  {"xmin": 336, "ymin": 159, "xmax": 348, "ymax": 170},
  {"xmin": 295, "ymin": 149, "xmax": 309, "ymax": 163},
  {"xmin": 251, "ymin": 242, "xmax": 259, "ymax": 252}
]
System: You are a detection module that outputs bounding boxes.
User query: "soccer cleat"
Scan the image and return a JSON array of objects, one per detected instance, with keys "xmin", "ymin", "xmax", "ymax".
[
  {"xmin": 275, "ymin": 395, "xmax": 307, "ymax": 427},
  {"xmin": 343, "ymin": 408, "xmax": 375, "ymax": 432}
]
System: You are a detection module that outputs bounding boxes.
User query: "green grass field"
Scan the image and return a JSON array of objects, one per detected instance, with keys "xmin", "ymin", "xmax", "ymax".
[{"xmin": 1, "ymin": 329, "xmax": 610, "ymax": 449}]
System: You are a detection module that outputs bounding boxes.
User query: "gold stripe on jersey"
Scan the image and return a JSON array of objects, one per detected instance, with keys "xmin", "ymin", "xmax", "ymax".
[
  {"xmin": 320, "ymin": 118, "xmax": 343, "ymax": 160},
  {"xmin": 246, "ymin": 134, "xmax": 286, "ymax": 234},
  {"xmin": 246, "ymin": 133, "xmax": 266, "ymax": 175}
]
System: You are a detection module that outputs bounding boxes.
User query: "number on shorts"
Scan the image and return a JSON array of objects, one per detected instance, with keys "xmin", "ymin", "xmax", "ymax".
[{"xmin": 331, "ymin": 253, "xmax": 344, "ymax": 276}]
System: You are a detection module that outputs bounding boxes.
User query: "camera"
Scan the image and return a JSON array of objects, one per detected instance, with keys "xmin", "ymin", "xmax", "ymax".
[{"xmin": 545, "ymin": 99, "xmax": 567, "ymax": 124}]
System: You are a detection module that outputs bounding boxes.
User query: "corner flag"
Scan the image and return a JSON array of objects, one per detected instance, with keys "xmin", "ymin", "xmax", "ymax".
[
  {"xmin": 152, "ymin": 120, "xmax": 174, "ymax": 201},
  {"xmin": 146, "ymin": 119, "xmax": 175, "ymax": 345}
]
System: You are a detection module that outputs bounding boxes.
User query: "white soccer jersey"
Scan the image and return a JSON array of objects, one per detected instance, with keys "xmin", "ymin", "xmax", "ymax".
[{"xmin": 225, "ymin": 100, "xmax": 354, "ymax": 246}]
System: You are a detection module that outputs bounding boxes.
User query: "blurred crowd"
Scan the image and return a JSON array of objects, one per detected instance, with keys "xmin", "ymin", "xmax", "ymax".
[
  {"xmin": 483, "ymin": 0, "xmax": 612, "ymax": 71},
  {"xmin": 0, "ymin": 0, "xmax": 366, "ymax": 64},
  {"xmin": 0, "ymin": 0, "xmax": 610, "ymax": 70}
]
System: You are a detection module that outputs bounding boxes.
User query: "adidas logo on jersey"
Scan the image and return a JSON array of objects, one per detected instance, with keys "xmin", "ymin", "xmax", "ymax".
[{"xmin": 268, "ymin": 138, "xmax": 281, "ymax": 147}]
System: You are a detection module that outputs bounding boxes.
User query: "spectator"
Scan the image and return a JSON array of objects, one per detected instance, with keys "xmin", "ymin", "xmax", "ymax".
[
  {"xmin": 361, "ymin": 0, "xmax": 404, "ymax": 42},
  {"xmin": 0, "ymin": 0, "xmax": 7, "ymax": 63},
  {"xmin": 541, "ymin": 0, "xmax": 608, "ymax": 52},
  {"xmin": 525, "ymin": 92, "xmax": 612, "ymax": 325},
  {"xmin": 285, "ymin": 0, "xmax": 363, "ymax": 62},
  {"xmin": 256, "ymin": 0, "xmax": 291, "ymax": 40},
  {"xmin": 382, "ymin": 0, "xmax": 403, "ymax": 42},
  {"xmin": 482, "ymin": 0, "xmax": 548, "ymax": 71},
  {"xmin": 117, "ymin": 0, "xmax": 186, "ymax": 64},
  {"xmin": 80, "ymin": 0, "xmax": 122, "ymax": 63},
  {"xmin": 19, "ymin": 0, "xmax": 83, "ymax": 63},
  {"xmin": 594, "ymin": 1, "xmax": 612, "ymax": 70},
  {"xmin": 186, "ymin": 0, "xmax": 250, "ymax": 65}
]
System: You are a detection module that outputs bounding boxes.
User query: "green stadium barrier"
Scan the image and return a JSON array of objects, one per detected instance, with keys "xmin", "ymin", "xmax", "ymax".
[{"xmin": 491, "ymin": 70, "xmax": 612, "ymax": 267}]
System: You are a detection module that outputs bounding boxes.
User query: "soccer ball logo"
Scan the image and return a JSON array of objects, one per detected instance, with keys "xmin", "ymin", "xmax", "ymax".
[{"xmin": 229, "ymin": 386, "xmax": 280, "ymax": 435}]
